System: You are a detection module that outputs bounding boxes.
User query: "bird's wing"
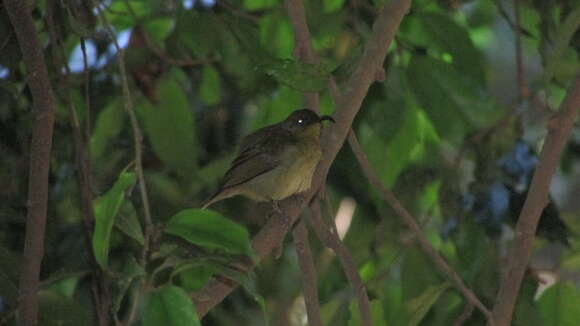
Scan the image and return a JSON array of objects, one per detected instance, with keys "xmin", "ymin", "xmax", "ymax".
[{"xmin": 219, "ymin": 127, "xmax": 293, "ymax": 190}]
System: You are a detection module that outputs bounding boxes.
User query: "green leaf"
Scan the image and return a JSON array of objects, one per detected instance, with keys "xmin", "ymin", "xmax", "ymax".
[
  {"xmin": 39, "ymin": 292, "xmax": 93, "ymax": 326},
  {"xmin": 144, "ymin": 17, "xmax": 175, "ymax": 44},
  {"xmin": 115, "ymin": 202, "xmax": 145, "ymax": 245},
  {"xmin": 419, "ymin": 13, "xmax": 485, "ymax": 83},
  {"xmin": 259, "ymin": 13, "xmax": 294, "ymax": 58},
  {"xmin": 165, "ymin": 209, "xmax": 253, "ymax": 256},
  {"xmin": 175, "ymin": 263, "xmax": 217, "ymax": 292},
  {"xmin": 174, "ymin": 12, "xmax": 220, "ymax": 58},
  {"xmin": 105, "ymin": 0, "xmax": 153, "ymax": 30},
  {"xmin": 251, "ymin": 86, "xmax": 302, "ymax": 130},
  {"xmin": 144, "ymin": 285, "xmax": 200, "ymax": 326},
  {"xmin": 91, "ymin": 100, "xmax": 125, "ymax": 160},
  {"xmin": 323, "ymin": 0, "xmax": 346, "ymax": 13},
  {"xmin": 138, "ymin": 78, "xmax": 197, "ymax": 177},
  {"xmin": 407, "ymin": 55, "xmax": 472, "ymax": 141},
  {"xmin": 404, "ymin": 283, "xmax": 450, "ymax": 326},
  {"xmin": 361, "ymin": 105, "xmax": 439, "ymax": 188},
  {"xmin": 199, "ymin": 66, "xmax": 221, "ymax": 105},
  {"xmin": 113, "ymin": 256, "xmax": 146, "ymax": 315},
  {"xmin": 348, "ymin": 299, "xmax": 386, "ymax": 326},
  {"xmin": 538, "ymin": 282, "xmax": 580, "ymax": 326},
  {"xmin": 401, "ymin": 249, "xmax": 442, "ymax": 303},
  {"xmin": 514, "ymin": 279, "xmax": 543, "ymax": 326},
  {"xmin": 544, "ymin": 6, "xmax": 580, "ymax": 83},
  {"xmin": 244, "ymin": 0, "xmax": 278, "ymax": 11},
  {"xmin": 93, "ymin": 172, "xmax": 136, "ymax": 268},
  {"xmin": 258, "ymin": 58, "xmax": 335, "ymax": 92}
]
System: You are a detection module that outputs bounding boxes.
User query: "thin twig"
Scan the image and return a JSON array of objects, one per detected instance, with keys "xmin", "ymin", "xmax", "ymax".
[
  {"xmin": 347, "ymin": 130, "xmax": 494, "ymax": 323},
  {"xmin": 492, "ymin": 0, "xmax": 533, "ymax": 37},
  {"xmin": 81, "ymin": 37, "xmax": 92, "ymax": 142},
  {"xmin": 0, "ymin": 31, "xmax": 14, "ymax": 54},
  {"xmin": 453, "ymin": 303, "xmax": 474, "ymax": 326},
  {"xmin": 192, "ymin": 0, "xmax": 411, "ymax": 318},
  {"xmin": 490, "ymin": 74, "xmax": 580, "ymax": 326},
  {"xmin": 292, "ymin": 220, "xmax": 323, "ymax": 326},
  {"xmin": 94, "ymin": 6, "xmax": 155, "ymax": 325},
  {"xmin": 309, "ymin": 201, "xmax": 373, "ymax": 326},
  {"xmin": 3, "ymin": 0, "xmax": 56, "ymax": 325},
  {"xmin": 45, "ymin": 2, "xmax": 110, "ymax": 324},
  {"xmin": 94, "ymin": 2, "xmax": 153, "ymax": 254}
]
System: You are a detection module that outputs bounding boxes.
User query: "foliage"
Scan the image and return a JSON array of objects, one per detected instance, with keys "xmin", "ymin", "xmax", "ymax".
[{"xmin": 1, "ymin": 0, "xmax": 580, "ymax": 325}]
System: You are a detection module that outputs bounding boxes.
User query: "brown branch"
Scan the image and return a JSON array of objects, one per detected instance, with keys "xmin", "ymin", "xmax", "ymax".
[
  {"xmin": 3, "ymin": 0, "xmax": 56, "ymax": 325},
  {"xmin": 45, "ymin": 2, "xmax": 111, "ymax": 324},
  {"xmin": 309, "ymin": 201, "xmax": 373, "ymax": 326},
  {"xmin": 286, "ymin": 0, "xmax": 372, "ymax": 322},
  {"xmin": 192, "ymin": 0, "xmax": 411, "ymax": 318},
  {"xmin": 453, "ymin": 303, "xmax": 474, "ymax": 326},
  {"xmin": 490, "ymin": 74, "xmax": 580, "ymax": 326},
  {"xmin": 285, "ymin": 0, "xmax": 319, "ymax": 110},
  {"xmin": 292, "ymin": 220, "xmax": 323, "ymax": 326},
  {"xmin": 347, "ymin": 131, "xmax": 494, "ymax": 323}
]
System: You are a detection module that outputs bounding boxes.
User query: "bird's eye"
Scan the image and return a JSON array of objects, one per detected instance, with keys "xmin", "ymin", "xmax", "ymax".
[{"xmin": 297, "ymin": 119, "xmax": 304, "ymax": 125}]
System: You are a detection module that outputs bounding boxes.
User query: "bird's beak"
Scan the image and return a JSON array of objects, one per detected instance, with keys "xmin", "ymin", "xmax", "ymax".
[{"xmin": 319, "ymin": 115, "xmax": 335, "ymax": 123}]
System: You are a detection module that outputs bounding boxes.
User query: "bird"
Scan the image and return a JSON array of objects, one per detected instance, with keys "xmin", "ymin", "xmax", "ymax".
[{"xmin": 201, "ymin": 109, "xmax": 335, "ymax": 209}]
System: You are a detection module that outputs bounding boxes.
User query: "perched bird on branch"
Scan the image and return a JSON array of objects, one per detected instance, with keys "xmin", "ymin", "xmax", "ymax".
[{"xmin": 202, "ymin": 109, "xmax": 334, "ymax": 209}]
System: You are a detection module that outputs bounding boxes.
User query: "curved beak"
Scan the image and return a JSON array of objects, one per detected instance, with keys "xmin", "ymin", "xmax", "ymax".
[{"xmin": 319, "ymin": 115, "xmax": 335, "ymax": 123}]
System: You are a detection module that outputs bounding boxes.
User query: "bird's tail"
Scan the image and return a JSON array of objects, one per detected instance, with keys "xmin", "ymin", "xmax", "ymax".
[{"xmin": 200, "ymin": 188, "xmax": 236, "ymax": 209}]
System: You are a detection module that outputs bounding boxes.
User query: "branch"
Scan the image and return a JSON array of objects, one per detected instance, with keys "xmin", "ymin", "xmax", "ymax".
[
  {"xmin": 453, "ymin": 303, "xmax": 474, "ymax": 326},
  {"xmin": 192, "ymin": 0, "xmax": 411, "ymax": 318},
  {"xmin": 94, "ymin": 2, "xmax": 154, "ymax": 260},
  {"xmin": 347, "ymin": 131, "xmax": 494, "ymax": 323},
  {"xmin": 309, "ymin": 201, "xmax": 373, "ymax": 326},
  {"xmin": 285, "ymin": 0, "xmax": 319, "ymax": 110},
  {"xmin": 292, "ymin": 220, "xmax": 323, "ymax": 326},
  {"xmin": 45, "ymin": 2, "xmax": 111, "ymax": 324},
  {"xmin": 285, "ymin": 0, "xmax": 372, "ymax": 323},
  {"xmin": 3, "ymin": 0, "xmax": 56, "ymax": 325},
  {"xmin": 490, "ymin": 74, "xmax": 580, "ymax": 326}
]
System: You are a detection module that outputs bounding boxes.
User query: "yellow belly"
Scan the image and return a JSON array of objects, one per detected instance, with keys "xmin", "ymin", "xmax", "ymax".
[{"xmin": 241, "ymin": 143, "xmax": 322, "ymax": 201}]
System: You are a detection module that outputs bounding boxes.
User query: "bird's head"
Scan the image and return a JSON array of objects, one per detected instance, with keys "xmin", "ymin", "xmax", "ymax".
[{"xmin": 283, "ymin": 109, "xmax": 335, "ymax": 139}]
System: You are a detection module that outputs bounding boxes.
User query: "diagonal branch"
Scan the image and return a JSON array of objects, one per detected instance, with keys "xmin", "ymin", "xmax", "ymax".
[
  {"xmin": 292, "ymin": 220, "xmax": 323, "ymax": 326},
  {"xmin": 3, "ymin": 1, "xmax": 56, "ymax": 325},
  {"xmin": 285, "ymin": 0, "xmax": 319, "ymax": 110},
  {"xmin": 347, "ymin": 130, "xmax": 494, "ymax": 323},
  {"xmin": 309, "ymin": 201, "xmax": 373, "ymax": 326},
  {"xmin": 490, "ymin": 74, "xmax": 580, "ymax": 326},
  {"xmin": 192, "ymin": 0, "xmax": 411, "ymax": 318}
]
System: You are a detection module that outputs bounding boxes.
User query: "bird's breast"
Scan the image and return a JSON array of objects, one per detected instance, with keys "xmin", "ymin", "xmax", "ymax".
[{"xmin": 266, "ymin": 140, "xmax": 322, "ymax": 200}]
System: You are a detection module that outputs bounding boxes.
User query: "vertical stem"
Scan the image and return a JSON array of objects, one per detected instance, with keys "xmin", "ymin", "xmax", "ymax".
[
  {"xmin": 292, "ymin": 220, "xmax": 323, "ymax": 326},
  {"xmin": 490, "ymin": 74, "xmax": 580, "ymax": 325},
  {"xmin": 3, "ymin": 0, "xmax": 56, "ymax": 325},
  {"xmin": 285, "ymin": 0, "xmax": 320, "ymax": 111}
]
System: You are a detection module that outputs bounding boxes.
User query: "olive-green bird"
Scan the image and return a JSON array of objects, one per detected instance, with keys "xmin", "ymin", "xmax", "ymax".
[{"xmin": 201, "ymin": 109, "xmax": 334, "ymax": 209}]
